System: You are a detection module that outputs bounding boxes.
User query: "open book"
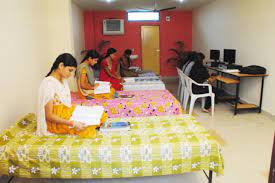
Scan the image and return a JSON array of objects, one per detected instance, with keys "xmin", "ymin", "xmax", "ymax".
[
  {"xmin": 70, "ymin": 106, "xmax": 104, "ymax": 126},
  {"xmin": 94, "ymin": 81, "xmax": 110, "ymax": 94}
]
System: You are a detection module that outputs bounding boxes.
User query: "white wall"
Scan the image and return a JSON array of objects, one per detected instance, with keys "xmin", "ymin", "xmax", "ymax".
[
  {"xmin": 46, "ymin": 0, "xmax": 75, "ymax": 67},
  {"xmin": 0, "ymin": 0, "xmax": 75, "ymax": 131},
  {"xmin": 193, "ymin": 0, "xmax": 275, "ymax": 115},
  {"xmin": 46, "ymin": 0, "xmax": 78, "ymax": 92},
  {"xmin": 71, "ymin": 1, "xmax": 85, "ymax": 63},
  {"xmin": 70, "ymin": 1, "xmax": 85, "ymax": 92}
]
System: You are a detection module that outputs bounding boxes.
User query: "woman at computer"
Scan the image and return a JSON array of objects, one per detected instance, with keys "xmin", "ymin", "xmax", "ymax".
[
  {"xmin": 189, "ymin": 52, "xmax": 216, "ymax": 113},
  {"xmin": 182, "ymin": 51, "xmax": 197, "ymax": 76}
]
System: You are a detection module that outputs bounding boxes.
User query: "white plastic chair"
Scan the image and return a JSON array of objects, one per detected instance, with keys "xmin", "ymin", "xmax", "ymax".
[
  {"xmin": 176, "ymin": 68, "xmax": 183, "ymax": 102},
  {"xmin": 184, "ymin": 73, "xmax": 215, "ymax": 117},
  {"xmin": 177, "ymin": 68, "xmax": 190, "ymax": 112}
]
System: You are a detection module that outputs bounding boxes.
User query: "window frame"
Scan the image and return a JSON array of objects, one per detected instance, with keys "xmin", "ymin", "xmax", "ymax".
[{"xmin": 127, "ymin": 11, "xmax": 160, "ymax": 22}]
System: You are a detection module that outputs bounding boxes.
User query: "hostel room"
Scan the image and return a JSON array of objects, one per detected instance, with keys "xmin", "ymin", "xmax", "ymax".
[{"xmin": 0, "ymin": 0, "xmax": 275, "ymax": 183}]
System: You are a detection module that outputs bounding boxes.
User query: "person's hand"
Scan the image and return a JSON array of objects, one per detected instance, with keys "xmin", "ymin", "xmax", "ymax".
[
  {"xmin": 73, "ymin": 121, "xmax": 86, "ymax": 131},
  {"xmin": 120, "ymin": 78, "xmax": 125, "ymax": 83},
  {"xmin": 94, "ymin": 83, "xmax": 100, "ymax": 89}
]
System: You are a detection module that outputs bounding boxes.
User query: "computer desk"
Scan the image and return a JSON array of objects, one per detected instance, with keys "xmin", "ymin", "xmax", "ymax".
[{"xmin": 208, "ymin": 67, "xmax": 268, "ymax": 115}]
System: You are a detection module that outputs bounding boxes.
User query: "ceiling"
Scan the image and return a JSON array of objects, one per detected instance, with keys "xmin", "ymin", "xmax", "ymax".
[{"xmin": 73, "ymin": 0, "xmax": 214, "ymax": 11}]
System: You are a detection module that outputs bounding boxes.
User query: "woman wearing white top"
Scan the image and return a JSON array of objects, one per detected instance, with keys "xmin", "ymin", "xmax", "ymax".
[{"xmin": 37, "ymin": 53, "xmax": 106, "ymax": 137}]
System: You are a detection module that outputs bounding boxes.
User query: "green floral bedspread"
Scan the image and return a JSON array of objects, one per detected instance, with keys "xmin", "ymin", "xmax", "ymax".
[{"xmin": 0, "ymin": 113, "xmax": 223, "ymax": 179}]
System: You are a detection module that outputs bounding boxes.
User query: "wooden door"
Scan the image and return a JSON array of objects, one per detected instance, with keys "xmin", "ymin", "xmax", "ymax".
[{"xmin": 141, "ymin": 26, "xmax": 160, "ymax": 75}]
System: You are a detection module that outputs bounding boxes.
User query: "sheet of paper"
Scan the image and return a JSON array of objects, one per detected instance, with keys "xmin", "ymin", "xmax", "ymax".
[
  {"xmin": 94, "ymin": 81, "xmax": 111, "ymax": 94},
  {"xmin": 70, "ymin": 106, "xmax": 104, "ymax": 126}
]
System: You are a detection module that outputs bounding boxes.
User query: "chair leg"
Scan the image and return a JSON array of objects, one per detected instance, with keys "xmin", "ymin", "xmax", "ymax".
[
  {"xmin": 189, "ymin": 97, "xmax": 196, "ymax": 115},
  {"xmin": 177, "ymin": 82, "xmax": 181, "ymax": 99},
  {"xmin": 201, "ymin": 98, "xmax": 206, "ymax": 109},
  {"xmin": 211, "ymin": 95, "xmax": 215, "ymax": 117},
  {"xmin": 184, "ymin": 91, "xmax": 189, "ymax": 111},
  {"xmin": 180, "ymin": 86, "xmax": 184, "ymax": 104}
]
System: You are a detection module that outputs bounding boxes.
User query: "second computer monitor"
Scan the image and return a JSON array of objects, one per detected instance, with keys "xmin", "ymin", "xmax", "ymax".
[
  {"xmin": 210, "ymin": 50, "xmax": 220, "ymax": 61},
  {"xmin": 223, "ymin": 49, "xmax": 236, "ymax": 65}
]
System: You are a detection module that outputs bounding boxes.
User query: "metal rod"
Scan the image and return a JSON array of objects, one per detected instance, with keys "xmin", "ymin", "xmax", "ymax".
[
  {"xmin": 203, "ymin": 170, "xmax": 209, "ymax": 179},
  {"xmin": 259, "ymin": 76, "xmax": 265, "ymax": 113},
  {"xmin": 208, "ymin": 170, "xmax": 213, "ymax": 183},
  {"xmin": 234, "ymin": 82, "xmax": 240, "ymax": 115},
  {"xmin": 7, "ymin": 176, "xmax": 14, "ymax": 183},
  {"xmin": 203, "ymin": 170, "xmax": 213, "ymax": 183}
]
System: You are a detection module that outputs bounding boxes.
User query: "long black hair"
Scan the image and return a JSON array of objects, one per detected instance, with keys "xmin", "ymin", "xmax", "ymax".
[
  {"xmin": 105, "ymin": 48, "xmax": 117, "ymax": 59},
  {"xmin": 81, "ymin": 49, "xmax": 100, "ymax": 63},
  {"xmin": 46, "ymin": 53, "xmax": 77, "ymax": 77}
]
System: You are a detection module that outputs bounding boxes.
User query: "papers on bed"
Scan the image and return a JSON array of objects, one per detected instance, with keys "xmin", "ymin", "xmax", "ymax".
[
  {"xmin": 94, "ymin": 81, "xmax": 110, "ymax": 94},
  {"xmin": 70, "ymin": 106, "xmax": 104, "ymax": 126}
]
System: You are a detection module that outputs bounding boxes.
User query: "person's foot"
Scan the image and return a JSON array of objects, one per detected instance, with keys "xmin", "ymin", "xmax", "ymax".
[{"xmin": 202, "ymin": 108, "xmax": 211, "ymax": 113}]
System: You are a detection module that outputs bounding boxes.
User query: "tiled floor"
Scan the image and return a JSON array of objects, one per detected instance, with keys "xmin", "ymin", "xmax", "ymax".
[{"xmin": 1, "ymin": 79, "xmax": 274, "ymax": 183}]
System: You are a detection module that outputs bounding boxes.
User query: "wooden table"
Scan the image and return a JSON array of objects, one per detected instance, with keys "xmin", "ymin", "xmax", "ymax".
[{"xmin": 208, "ymin": 67, "xmax": 268, "ymax": 115}]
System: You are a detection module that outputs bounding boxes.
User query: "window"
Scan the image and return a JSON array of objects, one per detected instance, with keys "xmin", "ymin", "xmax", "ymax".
[{"xmin": 127, "ymin": 12, "xmax": 160, "ymax": 22}]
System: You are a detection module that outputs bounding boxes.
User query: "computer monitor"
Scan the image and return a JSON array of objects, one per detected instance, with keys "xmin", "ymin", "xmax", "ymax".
[
  {"xmin": 210, "ymin": 50, "xmax": 220, "ymax": 61},
  {"xmin": 223, "ymin": 49, "xmax": 236, "ymax": 65}
]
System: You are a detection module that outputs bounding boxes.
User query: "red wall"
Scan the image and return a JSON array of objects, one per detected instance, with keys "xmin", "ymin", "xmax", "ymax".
[{"xmin": 83, "ymin": 10, "xmax": 192, "ymax": 76}]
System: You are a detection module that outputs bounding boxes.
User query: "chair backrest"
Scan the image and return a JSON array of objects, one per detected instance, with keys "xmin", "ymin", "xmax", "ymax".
[
  {"xmin": 181, "ymin": 72, "xmax": 193, "ymax": 95},
  {"xmin": 176, "ymin": 67, "xmax": 187, "ymax": 88}
]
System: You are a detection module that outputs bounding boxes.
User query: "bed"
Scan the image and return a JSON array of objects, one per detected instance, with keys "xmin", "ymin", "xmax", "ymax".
[
  {"xmin": 0, "ymin": 113, "xmax": 223, "ymax": 180},
  {"xmin": 71, "ymin": 90, "xmax": 182, "ymax": 118}
]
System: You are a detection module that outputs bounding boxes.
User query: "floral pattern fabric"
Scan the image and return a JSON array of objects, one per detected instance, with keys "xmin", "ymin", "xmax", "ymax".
[
  {"xmin": 71, "ymin": 90, "xmax": 182, "ymax": 118},
  {"xmin": 0, "ymin": 113, "xmax": 224, "ymax": 179}
]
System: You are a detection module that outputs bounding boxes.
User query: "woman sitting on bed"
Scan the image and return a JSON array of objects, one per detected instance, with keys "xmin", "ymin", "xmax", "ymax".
[
  {"xmin": 76, "ymin": 50, "xmax": 115, "ymax": 99},
  {"xmin": 119, "ymin": 49, "xmax": 138, "ymax": 77},
  {"xmin": 99, "ymin": 48, "xmax": 124, "ymax": 90},
  {"xmin": 37, "ymin": 53, "xmax": 106, "ymax": 138}
]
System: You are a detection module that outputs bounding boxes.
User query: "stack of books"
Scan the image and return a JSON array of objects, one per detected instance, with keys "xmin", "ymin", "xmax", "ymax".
[{"xmin": 100, "ymin": 121, "xmax": 131, "ymax": 132}]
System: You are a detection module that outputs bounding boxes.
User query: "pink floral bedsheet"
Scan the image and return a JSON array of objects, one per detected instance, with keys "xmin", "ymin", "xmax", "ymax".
[{"xmin": 71, "ymin": 90, "xmax": 182, "ymax": 118}]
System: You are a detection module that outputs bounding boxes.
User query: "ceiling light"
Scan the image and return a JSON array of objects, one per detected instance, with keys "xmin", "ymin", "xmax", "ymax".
[{"xmin": 179, "ymin": 0, "xmax": 184, "ymax": 2}]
